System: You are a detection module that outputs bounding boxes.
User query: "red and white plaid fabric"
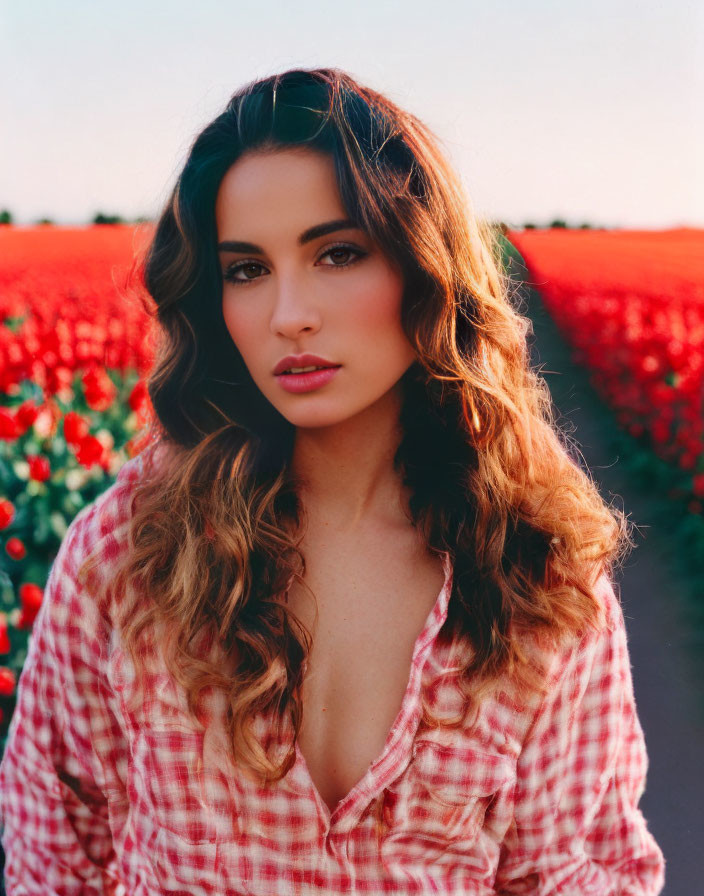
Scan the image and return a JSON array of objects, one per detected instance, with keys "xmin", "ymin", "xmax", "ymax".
[{"xmin": 0, "ymin": 445, "xmax": 665, "ymax": 894}]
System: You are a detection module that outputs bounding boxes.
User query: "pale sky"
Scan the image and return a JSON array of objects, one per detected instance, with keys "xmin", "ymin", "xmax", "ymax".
[{"xmin": 1, "ymin": 0, "xmax": 702, "ymax": 228}]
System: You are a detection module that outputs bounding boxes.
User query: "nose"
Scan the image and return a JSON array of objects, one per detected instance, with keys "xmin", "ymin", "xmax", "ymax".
[{"xmin": 269, "ymin": 272, "xmax": 322, "ymax": 339}]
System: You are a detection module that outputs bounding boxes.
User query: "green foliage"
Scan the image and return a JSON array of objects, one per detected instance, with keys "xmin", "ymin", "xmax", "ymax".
[
  {"xmin": 2, "ymin": 316, "xmax": 27, "ymax": 334},
  {"xmin": 0, "ymin": 209, "xmax": 13, "ymax": 225},
  {"xmin": 92, "ymin": 212, "xmax": 125, "ymax": 225},
  {"xmin": 496, "ymin": 232, "xmax": 524, "ymax": 268}
]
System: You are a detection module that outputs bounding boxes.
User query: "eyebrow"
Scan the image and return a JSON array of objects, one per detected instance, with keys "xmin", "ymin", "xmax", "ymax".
[{"xmin": 217, "ymin": 218, "xmax": 360, "ymax": 254}]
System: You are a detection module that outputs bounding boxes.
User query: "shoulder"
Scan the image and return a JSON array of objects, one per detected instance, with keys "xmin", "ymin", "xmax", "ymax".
[
  {"xmin": 504, "ymin": 570, "xmax": 627, "ymax": 714},
  {"xmin": 523, "ymin": 571, "xmax": 630, "ymax": 726},
  {"xmin": 67, "ymin": 449, "xmax": 145, "ymax": 566}
]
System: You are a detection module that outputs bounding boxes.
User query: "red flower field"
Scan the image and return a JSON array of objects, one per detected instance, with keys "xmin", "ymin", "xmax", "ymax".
[
  {"xmin": 505, "ymin": 227, "xmax": 704, "ymax": 496},
  {"xmin": 0, "ymin": 224, "xmax": 156, "ymax": 395}
]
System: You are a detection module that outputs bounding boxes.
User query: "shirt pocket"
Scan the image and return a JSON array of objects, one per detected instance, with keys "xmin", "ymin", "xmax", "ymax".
[
  {"xmin": 379, "ymin": 740, "xmax": 516, "ymax": 855},
  {"xmin": 128, "ymin": 724, "xmax": 259, "ymax": 893},
  {"xmin": 145, "ymin": 823, "xmax": 259, "ymax": 896},
  {"xmin": 149, "ymin": 825, "xmax": 221, "ymax": 895}
]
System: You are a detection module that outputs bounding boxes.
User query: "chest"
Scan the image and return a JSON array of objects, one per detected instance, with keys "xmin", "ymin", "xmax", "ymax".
[{"xmin": 285, "ymin": 530, "xmax": 447, "ymax": 815}]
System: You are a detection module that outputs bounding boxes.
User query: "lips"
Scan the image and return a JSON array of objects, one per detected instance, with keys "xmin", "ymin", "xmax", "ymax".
[
  {"xmin": 276, "ymin": 365, "xmax": 341, "ymax": 393},
  {"xmin": 273, "ymin": 353, "xmax": 340, "ymax": 376},
  {"xmin": 278, "ymin": 365, "xmax": 337, "ymax": 375}
]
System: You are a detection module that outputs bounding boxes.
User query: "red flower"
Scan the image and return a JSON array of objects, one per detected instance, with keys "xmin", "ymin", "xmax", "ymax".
[
  {"xmin": 128, "ymin": 379, "xmax": 153, "ymax": 424},
  {"xmin": 0, "ymin": 407, "xmax": 19, "ymax": 440},
  {"xmin": 82, "ymin": 366, "xmax": 117, "ymax": 411},
  {"xmin": 0, "ymin": 617, "xmax": 9, "ymax": 654},
  {"xmin": 692, "ymin": 473, "xmax": 704, "ymax": 498},
  {"xmin": 46, "ymin": 365, "xmax": 74, "ymax": 395},
  {"xmin": 0, "ymin": 666, "xmax": 16, "ymax": 697},
  {"xmin": 18, "ymin": 583, "xmax": 43, "ymax": 627},
  {"xmin": 0, "ymin": 498, "xmax": 15, "ymax": 529},
  {"xmin": 27, "ymin": 453, "xmax": 51, "ymax": 482},
  {"xmin": 5, "ymin": 536, "xmax": 26, "ymax": 560},
  {"xmin": 14, "ymin": 399, "xmax": 40, "ymax": 435},
  {"xmin": 129, "ymin": 379, "xmax": 145, "ymax": 411},
  {"xmin": 651, "ymin": 420, "xmax": 671, "ymax": 445},
  {"xmin": 76, "ymin": 434, "xmax": 105, "ymax": 468},
  {"xmin": 63, "ymin": 410, "xmax": 90, "ymax": 445},
  {"xmin": 641, "ymin": 355, "xmax": 660, "ymax": 376}
]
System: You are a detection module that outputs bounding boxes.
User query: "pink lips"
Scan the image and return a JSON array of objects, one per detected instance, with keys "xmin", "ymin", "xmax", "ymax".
[
  {"xmin": 273, "ymin": 353, "xmax": 338, "ymax": 376},
  {"xmin": 275, "ymin": 366, "xmax": 341, "ymax": 393}
]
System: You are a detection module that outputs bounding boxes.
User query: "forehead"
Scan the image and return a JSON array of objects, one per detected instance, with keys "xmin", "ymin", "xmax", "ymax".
[{"xmin": 215, "ymin": 147, "xmax": 346, "ymax": 234}]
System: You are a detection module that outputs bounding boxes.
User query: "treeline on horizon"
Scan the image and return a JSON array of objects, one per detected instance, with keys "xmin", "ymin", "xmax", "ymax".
[{"xmin": 0, "ymin": 208, "xmax": 604, "ymax": 231}]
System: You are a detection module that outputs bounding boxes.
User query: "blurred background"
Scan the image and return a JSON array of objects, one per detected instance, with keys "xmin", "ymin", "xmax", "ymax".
[
  {"xmin": 1, "ymin": 0, "xmax": 702, "ymax": 228},
  {"xmin": 0, "ymin": 2, "xmax": 702, "ymax": 893}
]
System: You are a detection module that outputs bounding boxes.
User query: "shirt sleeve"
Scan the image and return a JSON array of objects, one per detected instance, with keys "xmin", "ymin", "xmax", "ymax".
[
  {"xmin": 494, "ymin": 574, "xmax": 665, "ymax": 896},
  {"xmin": 0, "ymin": 510, "xmax": 125, "ymax": 895}
]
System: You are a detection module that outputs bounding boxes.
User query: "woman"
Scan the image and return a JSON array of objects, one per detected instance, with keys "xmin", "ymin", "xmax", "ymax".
[{"xmin": 0, "ymin": 68, "xmax": 664, "ymax": 894}]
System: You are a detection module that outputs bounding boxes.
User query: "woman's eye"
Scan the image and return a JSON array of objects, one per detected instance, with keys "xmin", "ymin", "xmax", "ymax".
[
  {"xmin": 318, "ymin": 244, "xmax": 367, "ymax": 267},
  {"xmin": 223, "ymin": 261, "xmax": 267, "ymax": 284}
]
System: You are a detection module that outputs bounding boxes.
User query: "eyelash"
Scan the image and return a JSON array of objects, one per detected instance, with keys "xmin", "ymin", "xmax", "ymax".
[{"xmin": 222, "ymin": 242, "xmax": 368, "ymax": 286}]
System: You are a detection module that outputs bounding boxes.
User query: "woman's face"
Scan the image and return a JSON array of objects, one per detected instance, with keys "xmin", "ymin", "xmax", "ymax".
[{"xmin": 215, "ymin": 146, "xmax": 417, "ymax": 429}]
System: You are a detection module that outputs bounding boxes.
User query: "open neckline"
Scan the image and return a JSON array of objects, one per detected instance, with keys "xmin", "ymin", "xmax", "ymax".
[{"xmin": 292, "ymin": 550, "xmax": 454, "ymax": 826}]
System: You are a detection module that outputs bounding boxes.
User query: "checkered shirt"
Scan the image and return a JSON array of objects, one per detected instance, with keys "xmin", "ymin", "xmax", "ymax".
[{"xmin": 0, "ymin": 445, "xmax": 665, "ymax": 894}]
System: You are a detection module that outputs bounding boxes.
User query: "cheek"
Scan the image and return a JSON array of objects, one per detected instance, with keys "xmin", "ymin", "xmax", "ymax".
[
  {"xmin": 349, "ymin": 275, "xmax": 410, "ymax": 361},
  {"xmin": 349, "ymin": 269, "xmax": 405, "ymax": 333}
]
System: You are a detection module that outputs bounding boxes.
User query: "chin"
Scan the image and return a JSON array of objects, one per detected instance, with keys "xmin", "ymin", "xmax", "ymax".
[{"xmin": 284, "ymin": 411, "xmax": 348, "ymax": 430}]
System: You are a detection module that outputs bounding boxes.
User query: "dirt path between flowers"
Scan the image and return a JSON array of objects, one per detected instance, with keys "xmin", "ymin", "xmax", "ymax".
[{"xmin": 510, "ymin": 254, "xmax": 704, "ymax": 895}]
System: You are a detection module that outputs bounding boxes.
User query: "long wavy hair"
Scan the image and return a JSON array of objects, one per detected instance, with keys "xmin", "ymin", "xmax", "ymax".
[{"xmin": 80, "ymin": 67, "xmax": 633, "ymax": 785}]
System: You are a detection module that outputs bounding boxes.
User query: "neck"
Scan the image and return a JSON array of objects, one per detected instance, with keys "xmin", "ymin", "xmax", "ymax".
[{"xmin": 290, "ymin": 386, "xmax": 411, "ymax": 533}]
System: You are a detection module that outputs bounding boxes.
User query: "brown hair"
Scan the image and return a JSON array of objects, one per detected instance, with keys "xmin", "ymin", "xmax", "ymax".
[{"xmin": 80, "ymin": 67, "xmax": 633, "ymax": 784}]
